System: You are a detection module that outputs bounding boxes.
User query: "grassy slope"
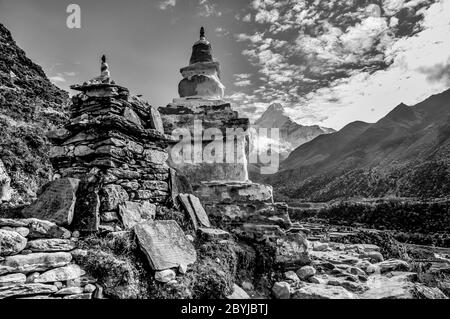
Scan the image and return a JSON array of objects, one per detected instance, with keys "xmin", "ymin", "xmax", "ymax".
[{"xmin": 0, "ymin": 23, "xmax": 69, "ymax": 202}]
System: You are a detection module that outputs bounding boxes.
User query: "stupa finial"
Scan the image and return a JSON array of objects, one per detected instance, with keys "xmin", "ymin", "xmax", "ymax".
[{"xmin": 200, "ymin": 27, "xmax": 205, "ymax": 39}]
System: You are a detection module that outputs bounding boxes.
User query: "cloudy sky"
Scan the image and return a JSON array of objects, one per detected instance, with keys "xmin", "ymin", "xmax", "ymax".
[{"xmin": 1, "ymin": 0, "xmax": 450, "ymax": 129}]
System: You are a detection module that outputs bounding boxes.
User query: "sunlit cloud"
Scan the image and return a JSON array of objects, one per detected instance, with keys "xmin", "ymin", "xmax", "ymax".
[{"xmin": 158, "ymin": 0, "xmax": 176, "ymax": 10}]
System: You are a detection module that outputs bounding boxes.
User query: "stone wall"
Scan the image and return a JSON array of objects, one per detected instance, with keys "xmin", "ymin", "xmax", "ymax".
[{"xmin": 0, "ymin": 218, "xmax": 99, "ymax": 299}]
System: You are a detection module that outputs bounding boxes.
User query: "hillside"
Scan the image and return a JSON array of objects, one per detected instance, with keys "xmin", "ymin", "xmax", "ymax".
[
  {"xmin": 0, "ymin": 23, "xmax": 69, "ymax": 203},
  {"xmin": 267, "ymin": 89, "xmax": 450, "ymax": 202}
]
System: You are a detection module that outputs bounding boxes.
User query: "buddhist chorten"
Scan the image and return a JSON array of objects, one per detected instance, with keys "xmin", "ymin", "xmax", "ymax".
[{"xmin": 160, "ymin": 28, "xmax": 291, "ymax": 237}]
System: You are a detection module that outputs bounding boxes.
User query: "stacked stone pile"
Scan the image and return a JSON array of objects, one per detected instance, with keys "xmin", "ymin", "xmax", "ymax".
[
  {"xmin": 41, "ymin": 56, "xmax": 174, "ymax": 233},
  {"xmin": 0, "ymin": 218, "xmax": 101, "ymax": 299}
]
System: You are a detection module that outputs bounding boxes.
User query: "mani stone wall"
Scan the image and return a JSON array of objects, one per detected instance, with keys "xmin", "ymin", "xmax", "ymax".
[{"xmin": 47, "ymin": 82, "xmax": 173, "ymax": 232}]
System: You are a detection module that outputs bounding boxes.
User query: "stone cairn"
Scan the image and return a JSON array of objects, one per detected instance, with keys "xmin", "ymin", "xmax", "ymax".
[
  {"xmin": 160, "ymin": 28, "xmax": 293, "ymax": 239},
  {"xmin": 45, "ymin": 55, "xmax": 173, "ymax": 233}
]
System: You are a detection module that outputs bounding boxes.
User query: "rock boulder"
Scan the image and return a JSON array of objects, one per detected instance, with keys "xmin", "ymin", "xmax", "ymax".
[
  {"xmin": 272, "ymin": 282, "xmax": 291, "ymax": 299},
  {"xmin": 0, "ymin": 229, "xmax": 27, "ymax": 256},
  {"xmin": 34, "ymin": 264, "xmax": 86, "ymax": 283}
]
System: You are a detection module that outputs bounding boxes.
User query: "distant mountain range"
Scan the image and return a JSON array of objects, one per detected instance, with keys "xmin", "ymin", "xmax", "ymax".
[
  {"xmin": 253, "ymin": 103, "xmax": 335, "ymax": 159},
  {"xmin": 264, "ymin": 89, "xmax": 450, "ymax": 202}
]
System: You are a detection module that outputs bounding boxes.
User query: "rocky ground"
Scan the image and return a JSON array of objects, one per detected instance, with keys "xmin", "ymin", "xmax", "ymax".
[
  {"xmin": 267, "ymin": 222, "xmax": 450, "ymax": 299},
  {"xmin": 1, "ymin": 213, "xmax": 449, "ymax": 299}
]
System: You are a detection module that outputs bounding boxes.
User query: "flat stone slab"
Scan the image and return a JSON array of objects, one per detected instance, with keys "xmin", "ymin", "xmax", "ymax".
[
  {"xmin": 63, "ymin": 293, "xmax": 92, "ymax": 299},
  {"xmin": 134, "ymin": 220, "xmax": 197, "ymax": 271},
  {"xmin": 198, "ymin": 228, "xmax": 230, "ymax": 241},
  {"xmin": 189, "ymin": 195, "xmax": 211, "ymax": 228},
  {"xmin": 0, "ymin": 283, "xmax": 57, "ymax": 299},
  {"xmin": 34, "ymin": 264, "xmax": 86, "ymax": 283},
  {"xmin": 118, "ymin": 201, "xmax": 156, "ymax": 230},
  {"xmin": 178, "ymin": 194, "xmax": 198, "ymax": 230},
  {"xmin": 149, "ymin": 106, "xmax": 164, "ymax": 134},
  {"xmin": 21, "ymin": 178, "xmax": 80, "ymax": 226},
  {"xmin": 0, "ymin": 273, "xmax": 26, "ymax": 287},
  {"xmin": 0, "ymin": 252, "xmax": 72, "ymax": 275},
  {"xmin": 26, "ymin": 239, "xmax": 76, "ymax": 252}
]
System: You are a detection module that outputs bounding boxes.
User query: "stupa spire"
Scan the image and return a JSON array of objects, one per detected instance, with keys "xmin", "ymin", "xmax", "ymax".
[
  {"xmin": 190, "ymin": 27, "xmax": 213, "ymax": 65},
  {"xmin": 200, "ymin": 26, "xmax": 205, "ymax": 39},
  {"xmin": 174, "ymin": 28, "xmax": 225, "ymax": 100}
]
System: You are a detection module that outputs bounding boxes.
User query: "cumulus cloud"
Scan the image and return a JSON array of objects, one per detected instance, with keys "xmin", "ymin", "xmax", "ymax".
[
  {"xmin": 419, "ymin": 58, "xmax": 450, "ymax": 85},
  {"xmin": 255, "ymin": 9, "xmax": 279, "ymax": 24},
  {"xmin": 198, "ymin": 0, "xmax": 222, "ymax": 17},
  {"xmin": 235, "ymin": 80, "xmax": 252, "ymax": 87},
  {"xmin": 243, "ymin": 13, "xmax": 252, "ymax": 22},
  {"xmin": 232, "ymin": 0, "xmax": 446, "ymax": 129},
  {"xmin": 158, "ymin": 0, "xmax": 176, "ymax": 10},
  {"xmin": 235, "ymin": 73, "xmax": 252, "ymax": 80},
  {"xmin": 63, "ymin": 71, "xmax": 78, "ymax": 77},
  {"xmin": 298, "ymin": 0, "xmax": 450, "ymax": 128},
  {"xmin": 215, "ymin": 27, "xmax": 230, "ymax": 37},
  {"xmin": 49, "ymin": 75, "xmax": 66, "ymax": 83}
]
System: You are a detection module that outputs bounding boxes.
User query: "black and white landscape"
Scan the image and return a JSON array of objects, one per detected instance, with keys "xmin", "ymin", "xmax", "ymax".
[{"xmin": 1, "ymin": 0, "xmax": 450, "ymax": 301}]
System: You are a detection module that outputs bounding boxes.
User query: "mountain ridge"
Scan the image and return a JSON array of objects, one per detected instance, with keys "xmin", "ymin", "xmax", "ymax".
[
  {"xmin": 253, "ymin": 103, "xmax": 335, "ymax": 159},
  {"xmin": 266, "ymin": 89, "xmax": 450, "ymax": 202}
]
